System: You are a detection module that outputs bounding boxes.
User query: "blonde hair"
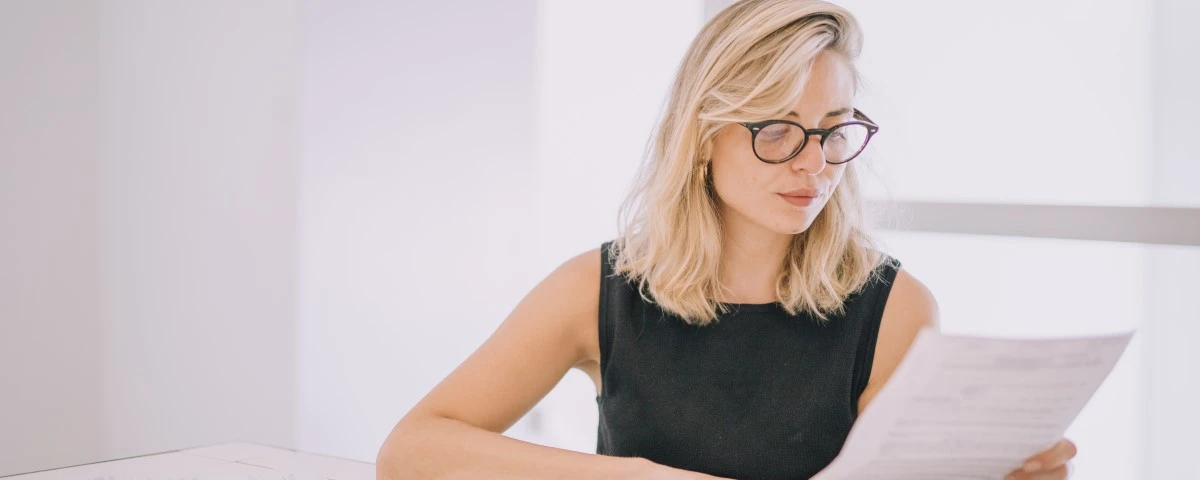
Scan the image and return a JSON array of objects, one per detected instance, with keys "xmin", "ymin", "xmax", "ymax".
[{"xmin": 613, "ymin": 0, "xmax": 888, "ymax": 326}]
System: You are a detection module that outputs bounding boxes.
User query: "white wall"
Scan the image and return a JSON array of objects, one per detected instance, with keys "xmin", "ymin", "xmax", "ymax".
[
  {"xmin": 1, "ymin": 2, "xmax": 108, "ymax": 473},
  {"xmin": 523, "ymin": 0, "xmax": 704, "ymax": 453},
  {"xmin": 295, "ymin": 0, "xmax": 539, "ymax": 460},
  {"xmin": 838, "ymin": 0, "xmax": 1151, "ymax": 206},
  {"xmin": 294, "ymin": 0, "xmax": 702, "ymax": 460},
  {"xmin": 0, "ymin": 0, "xmax": 299, "ymax": 475},
  {"xmin": 1144, "ymin": 0, "xmax": 1200, "ymax": 478}
]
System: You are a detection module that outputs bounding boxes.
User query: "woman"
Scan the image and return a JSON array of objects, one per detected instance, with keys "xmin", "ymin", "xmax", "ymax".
[{"xmin": 378, "ymin": 1, "xmax": 1076, "ymax": 478}]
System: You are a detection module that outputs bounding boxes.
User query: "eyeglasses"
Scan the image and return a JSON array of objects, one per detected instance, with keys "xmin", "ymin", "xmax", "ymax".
[{"xmin": 739, "ymin": 108, "xmax": 879, "ymax": 164}]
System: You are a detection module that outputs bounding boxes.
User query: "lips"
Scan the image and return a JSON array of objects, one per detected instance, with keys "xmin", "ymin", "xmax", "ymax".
[
  {"xmin": 780, "ymin": 188, "xmax": 821, "ymax": 198},
  {"xmin": 779, "ymin": 193, "xmax": 817, "ymax": 206}
]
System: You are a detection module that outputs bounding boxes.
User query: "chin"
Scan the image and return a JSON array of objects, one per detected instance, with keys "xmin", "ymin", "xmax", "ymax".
[
  {"xmin": 763, "ymin": 214, "xmax": 815, "ymax": 235},
  {"xmin": 787, "ymin": 222, "xmax": 815, "ymax": 235}
]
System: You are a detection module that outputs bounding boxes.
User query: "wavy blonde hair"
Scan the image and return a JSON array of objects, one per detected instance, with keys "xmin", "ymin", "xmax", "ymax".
[{"xmin": 612, "ymin": 0, "xmax": 888, "ymax": 326}]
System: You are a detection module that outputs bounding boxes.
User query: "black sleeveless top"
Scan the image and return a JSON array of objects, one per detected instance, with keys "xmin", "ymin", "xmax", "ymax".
[{"xmin": 595, "ymin": 241, "xmax": 901, "ymax": 479}]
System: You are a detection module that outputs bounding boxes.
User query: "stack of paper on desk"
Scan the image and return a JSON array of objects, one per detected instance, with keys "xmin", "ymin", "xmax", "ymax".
[{"xmin": 811, "ymin": 327, "xmax": 1134, "ymax": 480}]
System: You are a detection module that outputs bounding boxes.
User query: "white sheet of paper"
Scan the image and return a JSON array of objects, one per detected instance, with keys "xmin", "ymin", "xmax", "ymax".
[{"xmin": 811, "ymin": 327, "xmax": 1134, "ymax": 479}]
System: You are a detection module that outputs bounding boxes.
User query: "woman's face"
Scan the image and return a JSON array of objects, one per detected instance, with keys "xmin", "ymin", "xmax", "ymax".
[{"xmin": 709, "ymin": 51, "xmax": 857, "ymax": 236}]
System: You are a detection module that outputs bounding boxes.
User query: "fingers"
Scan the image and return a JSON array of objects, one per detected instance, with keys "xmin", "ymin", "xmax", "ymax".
[
  {"xmin": 1005, "ymin": 463, "xmax": 1070, "ymax": 480},
  {"xmin": 1005, "ymin": 438, "xmax": 1077, "ymax": 480},
  {"xmin": 1027, "ymin": 438, "xmax": 1077, "ymax": 470},
  {"xmin": 1031, "ymin": 464, "xmax": 1070, "ymax": 479}
]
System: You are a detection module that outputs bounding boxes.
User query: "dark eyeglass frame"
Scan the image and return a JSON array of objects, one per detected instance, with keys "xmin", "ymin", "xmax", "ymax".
[{"xmin": 739, "ymin": 108, "xmax": 880, "ymax": 165}]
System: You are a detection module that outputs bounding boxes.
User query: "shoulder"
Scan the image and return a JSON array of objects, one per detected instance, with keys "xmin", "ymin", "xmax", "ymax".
[
  {"xmin": 857, "ymin": 264, "xmax": 940, "ymax": 412},
  {"xmin": 542, "ymin": 247, "xmax": 602, "ymax": 367},
  {"xmin": 542, "ymin": 247, "xmax": 601, "ymax": 319},
  {"xmin": 496, "ymin": 247, "xmax": 601, "ymax": 367},
  {"xmin": 880, "ymin": 264, "xmax": 939, "ymax": 332}
]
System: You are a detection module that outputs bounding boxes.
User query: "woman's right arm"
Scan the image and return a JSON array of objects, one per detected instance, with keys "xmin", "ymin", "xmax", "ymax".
[{"xmin": 376, "ymin": 248, "xmax": 726, "ymax": 480}]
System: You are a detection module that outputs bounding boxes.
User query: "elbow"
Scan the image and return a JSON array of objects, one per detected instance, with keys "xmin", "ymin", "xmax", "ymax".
[
  {"xmin": 376, "ymin": 422, "xmax": 422, "ymax": 480},
  {"xmin": 376, "ymin": 434, "xmax": 402, "ymax": 480},
  {"xmin": 377, "ymin": 415, "xmax": 460, "ymax": 480}
]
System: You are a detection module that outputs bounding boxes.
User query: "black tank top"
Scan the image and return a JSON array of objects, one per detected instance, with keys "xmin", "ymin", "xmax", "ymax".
[{"xmin": 595, "ymin": 240, "xmax": 901, "ymax": 479}]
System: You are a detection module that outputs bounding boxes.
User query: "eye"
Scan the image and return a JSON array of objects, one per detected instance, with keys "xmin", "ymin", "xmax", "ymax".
[
  {"xmin": 758, "ymin": 123, "xmax": 795, "ymax": 142},
  {"xmin": 761, "ymin": 129, "xmax": 787, "ymax": 141}
]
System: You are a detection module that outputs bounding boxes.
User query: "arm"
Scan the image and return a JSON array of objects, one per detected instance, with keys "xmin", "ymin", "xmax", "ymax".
[
  {"xmin": 376, "ymin": 249, "xmax": 724, "ymax": 480},
  {"xmin": 856, "ymin": 267, "xmax": 940, "ymax": 414}
]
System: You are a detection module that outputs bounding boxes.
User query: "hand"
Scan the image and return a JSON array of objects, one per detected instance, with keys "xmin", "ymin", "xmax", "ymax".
[{"xmin": 1004, "ymin": 438, "xmax": 1077, "ymax": 480}]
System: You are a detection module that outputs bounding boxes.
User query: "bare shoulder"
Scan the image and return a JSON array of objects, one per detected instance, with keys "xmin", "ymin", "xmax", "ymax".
[
  {"xmin": 541, "ymin": 248, "xmax": 601, "ymax": 312},
  {"xmin": 856, "ymin": 266, "xmax": 940, "ymax": 413},
  {"xmin": 553, "ymin": 247, "xmax": 602, "ymax": 368}
]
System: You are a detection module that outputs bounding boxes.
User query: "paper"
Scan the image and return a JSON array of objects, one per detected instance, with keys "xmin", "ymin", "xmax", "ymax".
[{"xmin": 811, "ymin": 327, "xmax": 1134, "ymax": 479}]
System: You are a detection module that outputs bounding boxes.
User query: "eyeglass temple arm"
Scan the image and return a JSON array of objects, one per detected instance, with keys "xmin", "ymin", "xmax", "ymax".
[{"xmin": 853, "ymin": 108, "xmax": 878, "ymax": 126}]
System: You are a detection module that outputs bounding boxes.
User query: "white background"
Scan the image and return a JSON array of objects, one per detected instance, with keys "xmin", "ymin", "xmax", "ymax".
[
  {"xmin": 2, "ymin": 0, "xmax": 1196, "ymax": 478},
  {"xmin": 2, "ymin": 0, "xmax": 298, "ymax": 473}
]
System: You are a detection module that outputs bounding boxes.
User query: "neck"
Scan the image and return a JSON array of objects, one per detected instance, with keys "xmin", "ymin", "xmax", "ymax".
[{"xmin": 717, "ymin": 211, "xmax": 793, "ymax": 304}]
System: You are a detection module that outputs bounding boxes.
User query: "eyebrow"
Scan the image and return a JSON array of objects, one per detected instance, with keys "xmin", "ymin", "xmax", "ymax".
[{"xmin": 785, "ymin": 107, "xmax": 852, "ymax": 119}]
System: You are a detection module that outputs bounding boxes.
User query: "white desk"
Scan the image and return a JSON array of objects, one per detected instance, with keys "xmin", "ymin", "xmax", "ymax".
[{"xmin": 7, "ymin": 442, "xmax": 375, "ymax": 479}]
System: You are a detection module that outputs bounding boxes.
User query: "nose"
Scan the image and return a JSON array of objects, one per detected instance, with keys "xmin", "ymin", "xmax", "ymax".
[{"xmin": 790, "ymin": 133, "xmax": 826, "ymax": 176}]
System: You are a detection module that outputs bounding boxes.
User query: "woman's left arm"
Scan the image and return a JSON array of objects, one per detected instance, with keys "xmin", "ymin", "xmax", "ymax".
[{"xmin": 856, "ymin": 267, "xmax": 1077, "ymax": 480}]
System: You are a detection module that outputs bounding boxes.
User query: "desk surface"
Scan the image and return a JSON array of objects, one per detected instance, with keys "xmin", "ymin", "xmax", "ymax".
[{"xmin": 7, "ymin": 442, "xmax": 375, "ymax": 479}]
